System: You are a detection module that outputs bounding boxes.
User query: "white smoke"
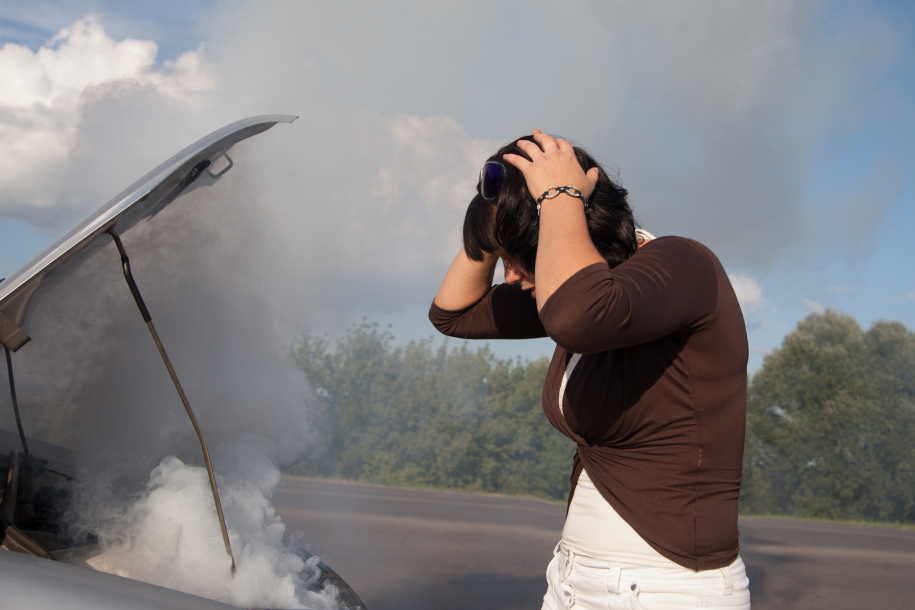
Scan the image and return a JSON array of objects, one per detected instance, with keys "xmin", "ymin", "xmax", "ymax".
[{"xmin": 85, "ymin": 439, "xmax": 343, "ymax": 610}]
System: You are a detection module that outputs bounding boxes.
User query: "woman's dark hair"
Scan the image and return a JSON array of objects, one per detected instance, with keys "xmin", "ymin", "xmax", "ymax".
[{"xmin": 463, "ymin": 135, "xmax": 637, "ymax": 272}]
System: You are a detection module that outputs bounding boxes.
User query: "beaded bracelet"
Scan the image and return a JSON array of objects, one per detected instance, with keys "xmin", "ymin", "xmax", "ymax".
[{"xmin": 536, "ymin": 186, "xmax": 589, "ymax": 216}]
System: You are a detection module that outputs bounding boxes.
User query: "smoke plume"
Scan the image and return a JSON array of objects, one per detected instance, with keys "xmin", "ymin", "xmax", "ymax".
[{"xmin": 83, "ymin": 440, "xmax": 341, "ymax": 609}]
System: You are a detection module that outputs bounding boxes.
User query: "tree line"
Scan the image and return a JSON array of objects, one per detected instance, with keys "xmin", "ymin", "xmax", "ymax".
[
  {"xmin": 287, "ymin": 312, "xmax": 915, "ymax": 524},
  {"xmin": 288, "ymin": 324, "xmax": 575, "ymax": 501}
]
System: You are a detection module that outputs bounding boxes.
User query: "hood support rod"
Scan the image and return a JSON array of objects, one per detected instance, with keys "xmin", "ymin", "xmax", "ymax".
[
  {"xmin": 4, "ymin": 346, "xmax": 28, "ymax": 460},
  {"xmin": 106, "ymin": 228, "xmax": 236, "ymax": 574}
]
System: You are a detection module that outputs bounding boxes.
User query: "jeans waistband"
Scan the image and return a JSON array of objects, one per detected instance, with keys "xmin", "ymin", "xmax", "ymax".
[{"xmin": 556, "ymin": 542, "xmax": 745, "ymax": 594}]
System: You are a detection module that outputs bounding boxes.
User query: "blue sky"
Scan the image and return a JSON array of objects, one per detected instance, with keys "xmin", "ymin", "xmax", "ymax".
[
  {"xmin": 0, "ymin": 0, "xmax": 215, "ymax": 62},
  {"xmin": 0, "ymin": 0, "xmax": 913, "ymax": 372}
]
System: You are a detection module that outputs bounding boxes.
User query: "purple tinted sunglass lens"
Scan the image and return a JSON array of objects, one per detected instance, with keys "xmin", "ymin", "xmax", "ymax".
[{"xmin": 481, "ymin": 161, "xmax": 504, "ymax": 200}]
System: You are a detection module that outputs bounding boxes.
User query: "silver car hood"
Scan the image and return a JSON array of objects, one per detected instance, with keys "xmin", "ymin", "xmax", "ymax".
[
  {"xmin": 0, "ymin": 549, "xmax": 239, "ymax": 610},
  {"xmin": 0, "ymin": 114, "xmax": 297, "ymax": 352}
]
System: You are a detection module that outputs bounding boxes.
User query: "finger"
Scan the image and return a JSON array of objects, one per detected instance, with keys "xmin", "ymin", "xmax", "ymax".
[
  {"xmin": 514, "ymin": 138, "xmax": 544, "ymax": 159},
  {"xmin": 502, "ymin": 152, "xmax": 531, "ymax": 171},
  {"xmin": 555, "ymin": 138, "xmax": 575, "ymax": 153},
  {"xmin": 579, "ymin": 167, "xmax": 599, "ymax": 201},
  {"xmin": 533, "ymin": 130, "xmax": 558, "ymax": 152}
]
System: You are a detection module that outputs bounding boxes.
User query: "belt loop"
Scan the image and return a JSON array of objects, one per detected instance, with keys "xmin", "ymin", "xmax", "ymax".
[
  {"xmin": 562, "ymin": 549, "xmax": 576, "ymax": 581},
  {"xmin": 720, "ymin": 566, "xmax": 733, "ymax": 596},
  {"xmin": 605, "ymin": 566, "xmax": 622, "ymax": 595}
]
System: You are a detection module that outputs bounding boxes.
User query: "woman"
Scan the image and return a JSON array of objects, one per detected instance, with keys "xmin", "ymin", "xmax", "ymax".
[{"xmin": 430, "ymin": 131, "xmax": 751, "ymax": 609}]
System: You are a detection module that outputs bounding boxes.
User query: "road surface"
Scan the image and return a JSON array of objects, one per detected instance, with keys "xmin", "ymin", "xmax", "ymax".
[{"xmin": 274, "ymin": 478, "xmax": 915, "ymax": 610}]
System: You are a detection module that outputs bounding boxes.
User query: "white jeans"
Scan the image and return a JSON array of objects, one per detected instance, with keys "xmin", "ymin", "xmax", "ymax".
[{"xmin": 541, "ymin": 542, "xmax": 751, "ymax": 610}]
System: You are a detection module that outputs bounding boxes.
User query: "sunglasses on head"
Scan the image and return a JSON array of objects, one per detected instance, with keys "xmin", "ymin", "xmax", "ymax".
[{"xmin": 479, "ymin": 160, "xmax": 505, "ymax": 201}]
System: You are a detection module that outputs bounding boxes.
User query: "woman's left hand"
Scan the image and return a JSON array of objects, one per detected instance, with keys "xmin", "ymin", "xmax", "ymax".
[{"xmin": 502, "ymin": 130, "xmax": 599, "ymax": 203}]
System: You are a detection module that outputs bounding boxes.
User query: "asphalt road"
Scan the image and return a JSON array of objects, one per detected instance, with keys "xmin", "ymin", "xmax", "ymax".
[{"xmin": 273, "ymin": 478, "xmax": 915, "ymax": 610}]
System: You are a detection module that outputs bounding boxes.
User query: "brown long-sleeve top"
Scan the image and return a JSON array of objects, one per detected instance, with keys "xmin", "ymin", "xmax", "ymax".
[{"xmin": 429, "ymin": 236, "xmax": 748, "ymax": 571}]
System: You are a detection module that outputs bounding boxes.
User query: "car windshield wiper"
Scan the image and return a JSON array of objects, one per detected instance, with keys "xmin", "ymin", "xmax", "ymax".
[{"xmin": 106, "ymin": 229, "xmax": 236, "ymax": 575}]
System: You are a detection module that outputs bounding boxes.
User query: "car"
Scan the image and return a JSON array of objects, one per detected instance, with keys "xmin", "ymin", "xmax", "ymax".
[{"xmin": 0, "ymin": 115, "xmax": 366, "ymax": 609}]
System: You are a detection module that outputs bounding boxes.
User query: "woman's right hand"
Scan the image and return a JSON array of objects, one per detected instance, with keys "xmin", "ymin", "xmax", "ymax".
[
  {"xmin": 503, "ymin": 130, "xmax": 605, "ymax": 310},
  {"xmin": 503, "ymin": 130, "xmax": 599, "ymax": 205}
]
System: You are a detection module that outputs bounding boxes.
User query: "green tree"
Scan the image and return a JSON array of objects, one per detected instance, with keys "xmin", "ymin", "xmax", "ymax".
[
  {"xmin": 288, "ymin": 323, "xmax": 576, "ymax": 501},
  {"xmin": 743, "ymin": 311, "xmax": 915, "ymax": 523}
]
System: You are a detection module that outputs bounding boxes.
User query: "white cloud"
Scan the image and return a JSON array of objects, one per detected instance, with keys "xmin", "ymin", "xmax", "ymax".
[
  {"xmin": 0, "ymin": 16, "xmax": 213, "ymax": 220},
  {"xmin": 905, "ymin": 290, "xmax": 915, "ymax": 302},
  {"xmin": 728, "ymin": 271, "xmax": 763, "ymax": 314},
  {"xmin": 803, "ymin": 297, "xmax": 825, "ymax": 314}
]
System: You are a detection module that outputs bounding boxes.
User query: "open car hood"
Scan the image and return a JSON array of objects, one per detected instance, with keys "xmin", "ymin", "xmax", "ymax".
[{"xmin": 0, "ymin": 114, "xmax": 297, "ymax": 352}]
